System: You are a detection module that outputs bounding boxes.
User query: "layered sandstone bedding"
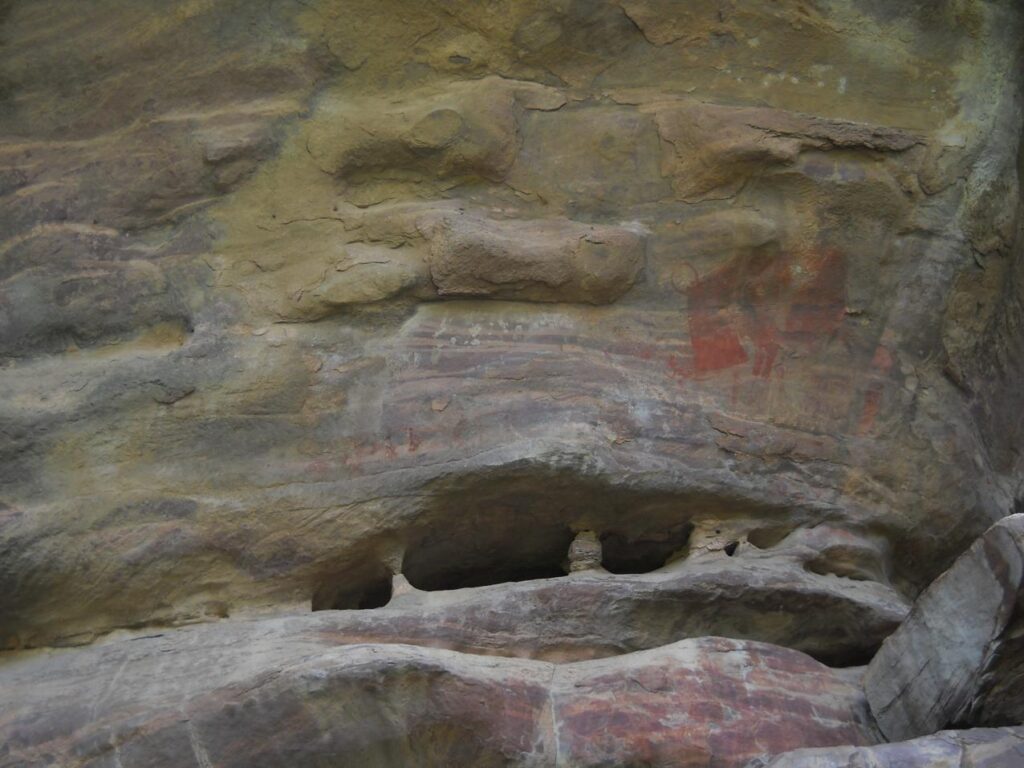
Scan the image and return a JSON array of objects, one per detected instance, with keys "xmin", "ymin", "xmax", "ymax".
[{"xmin": 0, "ymin": 1, "xmax": 1022, "ymax": 766}]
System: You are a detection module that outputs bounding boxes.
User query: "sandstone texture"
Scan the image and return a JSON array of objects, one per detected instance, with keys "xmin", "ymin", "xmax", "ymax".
[
  {"xmin": 1, "ymin": 0, "xmax": 1021, "ymax": 654},
  {"xmin": 866, "ymin": 514, "xmax": 1024, "ymax": 740},
  {"xmin": 0, "ymin": 0, "xmax": 1023, "ymax": 766},
  {"xmin": 0, "ymin": 630, "xmax": 876, "ymax": 768},
  {"xmin": 750, "ymin": 727, "xmax": 1024, "ymax": 768},
  {"xmin": 315, "ymin": 545, "xmax": 909, "ymax": 665}
]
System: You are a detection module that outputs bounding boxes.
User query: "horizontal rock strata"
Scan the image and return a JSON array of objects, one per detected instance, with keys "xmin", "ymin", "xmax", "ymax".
[
  {"xmin": 749, "ymin": 726, "xmax": 1024, "ymax": 768},
  {"xmin": 865, "ymin": 514, "xmax": 1024, "ymax": 740},
  {"xmin": 426, "ymin": 211, "xmax": 647, "ymax": 304},
  {"xmin": 1, "ymin": 0, "xmax": 1020, "ymax": 659},
  {"xmin": 308, "ymin": 550, "xmax": 908, "ymax": 666},
  {"xmin": 0, "ymin": 1, "xmax": 1022, "ymax": 766},
  {"xmin": 0, "ymin": 630, "xmax": 876, "ymax": 768}
]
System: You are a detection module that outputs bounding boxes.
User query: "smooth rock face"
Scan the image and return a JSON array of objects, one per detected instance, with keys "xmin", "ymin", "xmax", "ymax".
[
  {"xmin": 1, "ymin": 0, "xmax": 1023, "ymax": 766},
  {"xmin": 0, "ymin": 627, "xmax": 876, "ymax": 768},
  {"xmin": 749, "ymin": 726, "xmax": 1024, "ymax": 768},
  {"xmin": 865, "ymin": 514, "xmax": 1024, "ymax": 741}
]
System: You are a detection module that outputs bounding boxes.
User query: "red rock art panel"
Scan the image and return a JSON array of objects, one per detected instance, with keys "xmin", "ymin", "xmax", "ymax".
[{"xmin": 678, "ymin": 248, "xmax": 848, "ymax": 380}]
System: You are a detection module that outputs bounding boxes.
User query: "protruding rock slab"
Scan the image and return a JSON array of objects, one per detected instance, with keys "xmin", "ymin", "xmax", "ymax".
[
  {"xmin": 748, "ymin": 726, "xmax": 1024, "ymax": 768},
  {"xmin": 865, "ymin": 514, "xmax": 1024, "ymax": 740},
  {"xmin": 554, "ymin": 637, "xmax": 877, "ymax": 767},
  {"xmin": 426, "ymin": 211, "xmax": 647, "ymax": 304},
  {"xmin": 643, "ymin": 99, "xmax": 920, "ymax": 201},
  {"xmin": 0, "ymin": 623, "xmax": 877, "ymax": 767},
  {"xmin": 306, "ymin": 77, "xmax": 566, "ymax": 184},
  {"xmin": 312, "ymin": 554, "xmax": 908, "ymax": 665}
]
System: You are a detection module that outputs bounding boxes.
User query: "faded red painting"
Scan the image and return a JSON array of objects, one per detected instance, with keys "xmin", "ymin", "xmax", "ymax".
[{"xmin": 680, "ymin": 248, "xmax": 848, "ymax": 379}]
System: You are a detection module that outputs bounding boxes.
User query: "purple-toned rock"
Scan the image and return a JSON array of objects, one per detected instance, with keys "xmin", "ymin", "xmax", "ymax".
[
  {"xmin": 749, "ymin": 726, "xmax": 1024, "ymax": 768},
  {"xmin": 553, "ymin": 637, "xmax": 877, "ymax": 767},
  {"xmin": 0, "ymin": 623, "xmax": 876, "ymax": 768}
]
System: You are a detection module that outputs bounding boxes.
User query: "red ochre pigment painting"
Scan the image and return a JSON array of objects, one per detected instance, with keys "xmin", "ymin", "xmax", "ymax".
[{"xmin": 680, "ymin": 248, "xmax": 848, "ymax": 379}]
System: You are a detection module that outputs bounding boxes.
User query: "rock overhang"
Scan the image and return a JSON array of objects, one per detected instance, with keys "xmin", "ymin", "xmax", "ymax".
[{"xmin": 0, "ymin": 0, "xmax": 1022, "ymax": 765}]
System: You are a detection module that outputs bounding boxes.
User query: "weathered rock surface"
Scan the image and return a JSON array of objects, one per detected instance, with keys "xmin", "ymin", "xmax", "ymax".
[
  {"xmin": 307, "ymin": 538, "xmax": 908, "ymax": 665},
  {"xmin": 749, "ymin": 726, "xmax": 1024, "ymax": 768},
  {"xmin": 426, "ymin": 211, "xmax": 647, "ymax": 304},
  {"xmin": 1, "ymin": 0, "xmax": 1020, "ymax": 657},
  {"xmin": 1, "ymin": 0, "xmax": 1023, "ymax": 765},
  {"xmin": 566, "ymin": 530, "xmax": 602, "ymax": 572},
  {"xmin": 642, "ymin": 99, "xmax": 921, "ymax": 202},
  {"xmin": 0, "ymin": 627, "xmax": 876, "ymax": 768},
  {"xmin": 865, "ymin": 514, "xmax": 1024, "ymax": 740}
]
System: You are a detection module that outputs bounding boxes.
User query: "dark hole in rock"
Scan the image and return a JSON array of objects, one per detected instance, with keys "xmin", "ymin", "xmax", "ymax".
[
  {"xmin": 409, "ymin": 561, "xmax": 568, "ymax": 591},
  {"xmin": 404, "ymin": 526, "xmax": 574, "ymax": 591},
  {"xmin": 600, "ymin": 523, "xmax": 694, "ymax": 573},
  {"xmin": 723, "ymin": 541, "xmax": 739, "ymax": 556},
  {"xmin": 312, "ymin": 568, "xmax": 393, "ymax": 611},
  {"xmin": 367, "ymin": 467, "xmax": 790, "ymax": 592},
  {"xmin": 354, "ymin": 577, "xmax": 394, "ymax": 609},
  {"xmin": 400, "ymin": 468, "xmax": 755, "ymax": 587}
]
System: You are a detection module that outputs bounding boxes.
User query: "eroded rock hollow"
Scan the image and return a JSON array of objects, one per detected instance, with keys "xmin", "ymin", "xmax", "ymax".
[{"xmin": 0, "ymin": 1, "xmax": 1022, "ymax": 766}]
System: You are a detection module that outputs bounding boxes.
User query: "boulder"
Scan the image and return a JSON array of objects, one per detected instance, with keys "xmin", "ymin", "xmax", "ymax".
[
  {"xmin": 865, "ymin": 514, "xmax": 1024, "ymax": 740},
  {"xmin": 0, "ymin": 625, "xmax": 876, "ymax": 768},
  {"xmin": 749, "ymin": 726, "xmax": 1024, "ymax": 768}
]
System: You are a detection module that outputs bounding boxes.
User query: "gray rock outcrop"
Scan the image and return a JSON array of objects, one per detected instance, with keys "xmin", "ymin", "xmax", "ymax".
[{"xmin": 866, "ymin": 515, "xmax": 1024, "ymax": 741}]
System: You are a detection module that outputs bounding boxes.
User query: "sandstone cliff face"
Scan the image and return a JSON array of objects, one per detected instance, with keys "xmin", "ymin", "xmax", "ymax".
[{"xmin": 0, "ymin": 1, "xmax": 1022, "ymax": 766}]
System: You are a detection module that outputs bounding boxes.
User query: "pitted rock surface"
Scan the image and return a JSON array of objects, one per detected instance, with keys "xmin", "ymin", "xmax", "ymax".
[{"xmin": 0, "ymin": 1, "xmax": 1022, "ymax": 766}]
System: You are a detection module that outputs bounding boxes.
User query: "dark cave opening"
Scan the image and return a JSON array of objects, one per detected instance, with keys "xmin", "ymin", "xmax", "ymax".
[
  {"xmin": 312, "ymin": 568, "xmax": 394, "ymax": 611},
  {"xmin": 313, "ymin": 469, "xmax": 793, "ymax": 602},
  {"xmin": 397, "ymin": 467, "xmax": 731, "ymax": 587},
  {"xmin": 407, "ymin": 561, "xmax": 569, "ymax": 591},
  {"xmin": 353, "ymin": 577, "xmax": 394, "ymax": 609},
  {"xmin": 402, "ymin": 525, "xmax": 575, "ymax": 591},
  {"xmin": 600, "ymin": 523, "xmax": 694, "ymax": 573}
]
